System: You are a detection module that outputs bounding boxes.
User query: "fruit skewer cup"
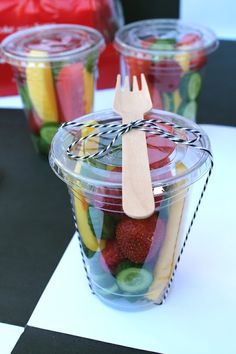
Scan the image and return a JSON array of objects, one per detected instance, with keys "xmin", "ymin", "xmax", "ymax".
[
  {"xmin": 49, "ymin": 108, "xmax": 213, "ymax": 310},
  {"xmin": 114, "ymin": 19, "xmax": 218, "ymax": 122},
  {"xmin": 2, "ymin": 24, "xmax": 105, "ymax": 155}
]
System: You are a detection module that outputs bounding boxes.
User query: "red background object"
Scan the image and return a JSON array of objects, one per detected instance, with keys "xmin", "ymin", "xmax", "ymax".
[{"xmin": 0, "ymin": 0, "xmax": 123, "ymax": 95}]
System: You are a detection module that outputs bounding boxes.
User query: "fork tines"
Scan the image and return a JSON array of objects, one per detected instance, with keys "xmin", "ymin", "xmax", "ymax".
[{"xmin": 116, "ymin": 73, "xmax": 148, "ymax": 93}]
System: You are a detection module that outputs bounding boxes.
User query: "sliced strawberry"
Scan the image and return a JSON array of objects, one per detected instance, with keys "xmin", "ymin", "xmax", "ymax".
[
  {"xmin": 101, "ymin": 239, "xmax": 125, "ymax": 273},
  {"xmin": 116, "ymin": 214, "xmax": 158, "ymax": 263},
  {"xmin": 146, "ymin": 132, "xmax": 175, "ymax": 169},
  {"xmin": 56, "ymin": 62, "xmax": 85, "ymax": 123},
  {"xmin": 145, "ymin": 115, "xmax": 176, "ymax": 169}
]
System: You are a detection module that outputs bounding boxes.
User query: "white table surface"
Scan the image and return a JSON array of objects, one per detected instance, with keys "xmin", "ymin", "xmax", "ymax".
[
  {"xmin": 1, "ymin": 91, "xmax": 236, "ymax": 354},
  {"xmin": 0, "ymin": 323, "xmax": 24, "ymax": 354}
]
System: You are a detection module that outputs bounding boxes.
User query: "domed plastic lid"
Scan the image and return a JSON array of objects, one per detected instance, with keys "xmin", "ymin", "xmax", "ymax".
[
  {"xmin": 115, "ymin": 19, "xmax": 218, "ymax": 59},
  {"xmin": 49, "ymin": 108, "xmax": 212, "ymax": 197},
  {"xmin": 2, "ymin": 24, "xmax": 105, "ymax": 65}
]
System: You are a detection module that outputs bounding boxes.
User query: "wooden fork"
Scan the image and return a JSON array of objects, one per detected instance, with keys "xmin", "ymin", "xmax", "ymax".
[{"xmin": 113, "ymin": 74, "xmax": 155, "ymax": 219}]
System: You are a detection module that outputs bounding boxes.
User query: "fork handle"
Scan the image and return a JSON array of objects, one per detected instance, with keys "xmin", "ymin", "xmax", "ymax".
[{"xmin": 122, "ymin": 113, "xmax": 155, "ymax": 219}]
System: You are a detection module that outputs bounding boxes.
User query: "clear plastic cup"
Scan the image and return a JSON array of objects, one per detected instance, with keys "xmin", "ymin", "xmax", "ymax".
[
  {"xmin": 114, "ymin": 19, "xmax": 218, "ymax": 122},
  {"xmin": 2, "ymin": 24, "xmax": 105, "ymax": 155},
  {"xmin": 49, "ymin": 108, "xmax": 213, "ymax": 310}
]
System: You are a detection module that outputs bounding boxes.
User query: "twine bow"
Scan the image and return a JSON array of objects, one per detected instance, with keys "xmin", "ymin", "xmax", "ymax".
[{"xmin": 62, "ymin": 118, "xmax": 213, "ymax": 161}]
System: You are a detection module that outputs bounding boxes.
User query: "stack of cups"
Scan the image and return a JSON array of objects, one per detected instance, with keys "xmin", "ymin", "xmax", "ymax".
[
  {"xmin": 2, "ymin": 24, "xmax": 105, "ymax": 155},
  {"xmin": 115, "ymin": 19, "xmax": 218, "ymax": 121},
  {"xmin": 49, "ymin": 108, "xmax": 213, "ymax": 310}
]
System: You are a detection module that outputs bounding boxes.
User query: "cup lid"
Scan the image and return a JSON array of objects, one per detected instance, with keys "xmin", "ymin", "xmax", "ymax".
[
  {"xmin": 115, "ymin": 19, "xmax": 218, "ymax": 59},
  {"xmin": 1, "ymin": 24, "xmax": 105, "ymax": 64},
  {"xmin": 49, "ymin": 108, "xmax": 212, "ymax": 197}
]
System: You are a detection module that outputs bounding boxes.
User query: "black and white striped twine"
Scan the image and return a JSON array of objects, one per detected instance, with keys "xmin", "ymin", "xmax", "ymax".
[
  {"xmin": 62, "ymin": 118, "xmax": 213, "ymax": 160},
  {"xmin": 63, "ymin": 118, "xmax": 213, "ymax": 304}
]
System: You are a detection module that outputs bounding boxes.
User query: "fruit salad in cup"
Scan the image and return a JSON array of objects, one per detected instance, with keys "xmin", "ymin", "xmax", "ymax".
[
  {"xmin": 67, "ymin": 114, "xmax": 188, "ymax": 308},
  {"xmin": 2, "ymin": 24, "xmax": 105, "ymax": 155},
  {"xmin": 49, "ymin": 109, "xmax": 212, "ymax": 310},
  {"xmin": 115, "ymin": 19, "xmax": 218, "ymax": 121}
]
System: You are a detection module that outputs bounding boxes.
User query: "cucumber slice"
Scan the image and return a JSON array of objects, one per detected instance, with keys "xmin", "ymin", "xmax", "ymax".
[
  {"xmin": 116, "ymin": 267, "xmax": 153, "ymax": 294},
  {"xmin": 180, "ymin": 72, "xmax": 202, "ymax": 101},
  {"xmin": 179, "ymin": 101, "xmax": 197, "ymax": 121},
  {"xmin": 151, "ymin": 38, "xmax": 176, "ymax": 51},
  {"xmin": 188, "ymin": 72, "xmax": 202, "ymax": 100},
  {"xmin": 38, "ymin": 123, "xmax": 60, "ymax": 154},
  {"xmin": 40, "ymin": 123, "xmax": 60, "ymax": 145},
  {"xmin": 115, "ymin": 260, "xmax": 142, "ymax": 275}
]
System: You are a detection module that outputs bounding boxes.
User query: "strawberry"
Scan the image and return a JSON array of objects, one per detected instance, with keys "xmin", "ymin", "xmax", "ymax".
[
  {"xmin": 116, "ymin": 214, "xmax": 158, "ymax": 263},
  {"xmin": 101, "ymin": 240, "xmax": 125, "ymax": 273}
]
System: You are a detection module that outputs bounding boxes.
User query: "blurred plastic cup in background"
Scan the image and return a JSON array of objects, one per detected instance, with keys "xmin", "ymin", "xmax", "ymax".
[
  {"xmin": 115, "ymin": 19, "xmax": 218, "ymax": 122},
  {"xmin": 2, "ymin": 24, "xmax": 105, "ymax": 155},
  {"xmin": 49, "ymin": 108, "xmax": 213, "ymax": 310}
]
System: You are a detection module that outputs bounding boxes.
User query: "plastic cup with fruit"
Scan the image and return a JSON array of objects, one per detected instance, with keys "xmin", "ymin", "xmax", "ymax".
[
  {"xmin": 49, "ymin": 108, "xmax": 213, "ymax": 310},
  {"xmin": 2, "ymin": 24, "xmax": 105, "ymax": 155},
  {"xmin": 115, "ymin": 19, "xmax": 218, "ymax": 121}
]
